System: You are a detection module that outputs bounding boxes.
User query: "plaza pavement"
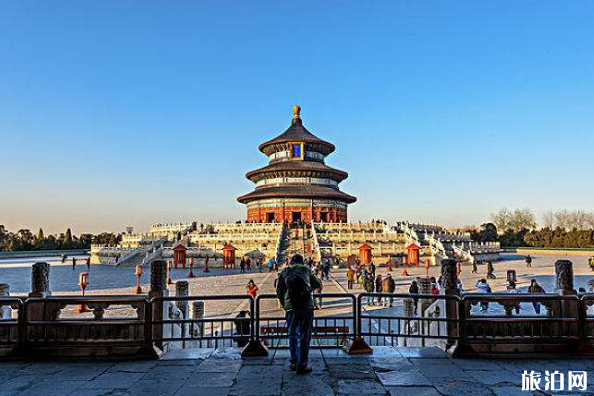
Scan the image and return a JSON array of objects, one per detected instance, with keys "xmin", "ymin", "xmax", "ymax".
[
  {"xmin": 2, "ymin": 347, "xmax": 594, "ymax": 396},
  {"xmin": 330, "ymin": 253, "xmax": 594, "ymax": 294}
]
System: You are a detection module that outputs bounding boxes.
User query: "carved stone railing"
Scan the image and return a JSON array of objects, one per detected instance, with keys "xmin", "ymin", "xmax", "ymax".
[
  {"xmin": 21, "ymin": 296, "xmax": 151, "ymax": 356},
  {"xmin": 4, "ymin": 290, "xmax": 594, "ymax": 359}
]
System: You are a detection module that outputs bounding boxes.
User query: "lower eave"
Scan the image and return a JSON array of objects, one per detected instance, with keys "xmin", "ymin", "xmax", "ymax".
[{"xmin": 237, "ymin": 185, "xmax": 357, "ymax": 205}]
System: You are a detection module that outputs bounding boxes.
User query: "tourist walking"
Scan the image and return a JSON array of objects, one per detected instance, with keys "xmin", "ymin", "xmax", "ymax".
[
  {"xmin": 346, "ymin": 266, "xmax": 355, "ymax": 290},
  {"xmin": 315, "ymin": 261, "xmax": 323, "ymax": 276},
  {"xmin": 505, "ymin": 281, "xmax": 521, "ymax": 315},
  {"xmin": 363, "ymin": 273, "xmax": 375, "ymax": 305},
  {"xmin": 589, "ymin": 256, "xmax": 594, "ymax": 272},
  {"xmin": 313, "ymin": 273, "xmax": 323, "ymax": 310},
  {"xmin": 355, "ymin": 265, "xmax": 363, "ymax": 285},
  {"xmin": 475, "ymin": 278, "xmax": 491, "ymax": 311},
  {"xmin": 246, "ymin": 279, "xmax": 258, "ymax": 298},
  {"xmin": 61, "ymin": 254, "xmax": 67, "ymax": 263},
  {"xmin": 369, "ymin": 262, "xmax": 376, "ymax": 278},
  {"xmin": 246, "ymin": 256, "xmax": 252, "ymax": 272},
  {"xmin": 322, "ymin": 260, "xmax": 331, "ymax": 281},
  {"xmin": 276, "ymin": 254, "xmax": 321, "ymax": 375},
  {"xmin": 273, "ymin": 274, "xmax": 282, "ymax": 308},
  {"xmin": 268, "ymin": 257, "xmax": 276, "ymax": 273},
  {"xmin": 471, "ymin": 260, "xmax": 478, "ymax": 274},
  {"xmin": 257, "ymin": 257, "xmax": 262, "ymax": 273},
  {"xmin": 486, "ymin": 261, "xmax": 496, "ymax": 279},
  {"xmin": 239, "ymin": 257, "xmax": 246, "ymax": 273},
  {"xmin": 528, "ymin": 279, "xmax": 545, "ymax": 315},
  {"xmin": 86, "ymin": 257, "xmax": 91, "ymax": 269},
  {"xmin": 382, "ymin": 273, "xmax": 396, "ymax": 307},
  {"xmin": 431, "ymin": 282, "xmax": 440, "ymax": 295},
  {"xmin": 409, "ymin": 279, "xmax": 419, "ymax": 313},
  {"xmin": 429, "ymin": 276, "xmax": 439, "ymax": 294},
  {"xmin": 525, "ymin": 255, "xmax": 532, "ymax": 268},
  {"xmin": 72, "ymin": 257, "xmax": 76, "ymax": 270},
  {"xmin": 375, "ymin": 274, "xmax": 383, "ymax": 305}
]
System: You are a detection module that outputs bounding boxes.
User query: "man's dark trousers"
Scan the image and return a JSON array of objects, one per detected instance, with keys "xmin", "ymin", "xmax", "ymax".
[{"xmin": 286, "ymin": 307, "xmax": 314, "ymax": 369}]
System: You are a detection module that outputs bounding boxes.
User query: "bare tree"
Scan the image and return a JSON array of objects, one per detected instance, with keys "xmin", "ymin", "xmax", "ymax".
[
  {"xmin": 542, "ymin": 211, "xmax": 555, "ymax": 229},
  {"xmin": 490, "ymin": 208, "xmax": 536, "ymax": 232},
  {"xmin": 541, "ymin": 210, "xmax": 594, "ymax": 231},
  {"xmin": 509, "ymin": 208, "xmax": 537, "ymax": 231},
  {"xmin": 490, "ymin": 208, "xmax": 511, "ymax": 232},
  {"xmin": 585, "ymin": 213, "xmax": 594, "ymax": 230},
  {"xmin": 554, "ymin": 210, "xmax": 571, "ymax": 231}
]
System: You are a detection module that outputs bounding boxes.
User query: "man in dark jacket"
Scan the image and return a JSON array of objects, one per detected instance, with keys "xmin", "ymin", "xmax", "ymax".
[
  {"xmin": 409, "ymin": 280, "xmax": 419, "ymax": 313},
  {"xmin": 382, "ymin": 274, "xmax": 396, "ymax": 307},
  {"xmin": 363, "ymin": 274, "xmax": 375, "ymax": 305},
  {"xmin": 276, "ymin": 254, "xmax": 321, "ymax": 375}
]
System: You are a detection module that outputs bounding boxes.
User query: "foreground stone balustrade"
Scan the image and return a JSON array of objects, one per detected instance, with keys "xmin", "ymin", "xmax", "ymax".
[
  {"xmin": 0, "ymin": 283, "xmax": 11, "ymax": 320},
  {"xmin": 3, "ymin": 255, "xmax": 594, "ymax": 359}
]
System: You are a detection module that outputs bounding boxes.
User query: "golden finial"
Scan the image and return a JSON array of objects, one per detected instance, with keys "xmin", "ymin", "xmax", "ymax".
[{"xmin": 293, "ymin": 105, "xmax": 301, "ymax": 119}]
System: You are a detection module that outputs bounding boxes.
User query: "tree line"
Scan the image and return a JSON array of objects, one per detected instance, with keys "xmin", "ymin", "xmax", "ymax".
[
  {"xmin": 471, "ymin": 208, "xmax": 594, "ymax": 248},
  {"xmin": 0, "ymin": 225, "xmax": 121, "ymax": 252}
]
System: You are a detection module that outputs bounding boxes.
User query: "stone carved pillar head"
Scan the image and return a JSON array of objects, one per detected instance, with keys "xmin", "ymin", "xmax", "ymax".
[
  {"xmin": 419, "ymin": 278, "xmax": 431, "ymax": 295},
  {"xmin": 440, "ymin": 259, "xmax": 459, "ymax": 294},
  {"xmin": 30, "ymin": 262, "xmax": 51, "ymax": 297},
  {"xmin": 175, "ymin": 281, "xmax": 189, "ymax": 298},
  {"xmin": 0, "ymin": 283, "xmax": 11, "ymax": 319},
  {"xmin": 555, "ymin": 259, "xmax": 575, "ymax": 294},
  {"xmin": 149, "ymin": 260, "xmax": 168, "ymax": 299}
]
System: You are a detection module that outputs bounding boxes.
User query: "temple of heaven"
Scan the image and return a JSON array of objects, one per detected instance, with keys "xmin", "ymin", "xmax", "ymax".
[{"xmin": 237, "ymin": 105, "xmax": 356, "ymax": 223}]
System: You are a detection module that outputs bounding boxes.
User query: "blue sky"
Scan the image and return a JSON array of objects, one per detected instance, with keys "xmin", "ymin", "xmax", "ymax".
[{"xmin": 1, "ymin": 1, "xmax": 593, "ymax": 234}]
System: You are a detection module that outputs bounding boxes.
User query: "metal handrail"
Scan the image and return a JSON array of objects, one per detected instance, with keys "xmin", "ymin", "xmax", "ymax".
[
  {"xmin": 255, "ymin": 293, "xmax": 357, "ymax": 347},
  {"xmin": 1, "ymin": 293, "xmax": 594, "ymax": 353},
  {"xmin": 149, "ymin": 294, "xmax": 254, "ymax": 345}
]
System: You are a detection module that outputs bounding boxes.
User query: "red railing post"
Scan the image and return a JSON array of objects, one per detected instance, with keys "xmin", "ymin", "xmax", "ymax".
[
  {"xmin": 344, "ymin": 293, "xmax": 372, "ymax": 354},
  {"xmin": 241, "ymin": 295, "xmax": 268, "ymax": 357}
]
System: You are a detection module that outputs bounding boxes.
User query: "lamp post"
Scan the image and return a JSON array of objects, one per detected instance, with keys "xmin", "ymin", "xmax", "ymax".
[
  {"xmin": 74, "ymin": 272, "xmax": 90, "ymax": 313},
  {"xmin": 134, "ymin": 265, "xmax": 143, "ymax": 294},
  {"xmin": 167, "ymin": 260, "xmax": 173, "ymax": 285},
  {"xmin": 188, "ymin": 258, "xmax": 195, "ymax": 278},
  {"xmin": 401, "ymin": 256, "xmax": 409, "ymax": 276}
]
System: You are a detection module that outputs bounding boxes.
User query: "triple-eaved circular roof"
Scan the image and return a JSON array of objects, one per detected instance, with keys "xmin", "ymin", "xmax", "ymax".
[{"xmin": 238, "ymin": 106, "xmax": 356, "ymax": 206}]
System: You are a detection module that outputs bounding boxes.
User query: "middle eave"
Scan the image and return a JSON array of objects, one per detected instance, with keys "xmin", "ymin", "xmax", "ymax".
[{"xmin": 246, "ymin": 160, "xmax": 349, "ymax": 183}]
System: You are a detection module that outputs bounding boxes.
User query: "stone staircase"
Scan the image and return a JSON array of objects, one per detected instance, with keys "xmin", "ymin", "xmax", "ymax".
[{"xmin": 275, "ymin": 226, "xmax": 290, "ymax": 266}]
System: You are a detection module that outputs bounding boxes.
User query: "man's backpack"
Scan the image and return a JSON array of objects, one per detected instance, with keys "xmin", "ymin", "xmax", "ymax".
[{"xmin": 284, "ymin": 267, "xmax": 312, "ymax": 307}]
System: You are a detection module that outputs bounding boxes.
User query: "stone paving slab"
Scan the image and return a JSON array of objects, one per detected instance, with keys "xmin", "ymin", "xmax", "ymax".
[{"xmin": 2, "ymin": 347, "xmax": 594, "ymax": 396}]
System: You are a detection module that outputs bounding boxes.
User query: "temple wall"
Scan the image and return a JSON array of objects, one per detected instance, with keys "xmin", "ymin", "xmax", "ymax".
[{"xmin": 247, "ymin": 205, "xmax": 347, "ymax": 223}]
